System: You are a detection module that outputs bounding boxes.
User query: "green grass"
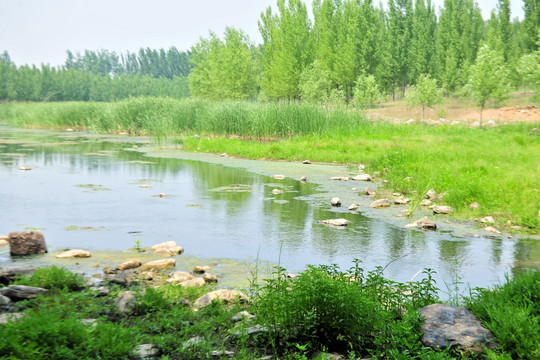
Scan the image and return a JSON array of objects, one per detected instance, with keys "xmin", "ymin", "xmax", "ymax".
[{"xmin": 0, "ymin": 98, "xmax": 538, "ymax": 232}]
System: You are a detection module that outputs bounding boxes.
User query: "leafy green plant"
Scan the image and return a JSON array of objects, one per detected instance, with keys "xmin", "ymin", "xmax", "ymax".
[{"xmin": 14, "ymin": 266, "xmax": 85, "ymax": 292}]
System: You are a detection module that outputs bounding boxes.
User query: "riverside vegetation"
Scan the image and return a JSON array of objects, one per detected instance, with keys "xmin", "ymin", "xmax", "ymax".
[
  {"xmin": 1, "ymin": 98, "xmax": 539, "ymax": 233},
  {"xmin": 0, "ymin": 264, "xmax": 538, "ymax": 359}
]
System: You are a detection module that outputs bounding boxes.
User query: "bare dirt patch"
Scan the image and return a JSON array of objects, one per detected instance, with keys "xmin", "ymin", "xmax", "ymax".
[{"xmin": 367, "ymin": 93, "xmax": 540, "ymax": 125}]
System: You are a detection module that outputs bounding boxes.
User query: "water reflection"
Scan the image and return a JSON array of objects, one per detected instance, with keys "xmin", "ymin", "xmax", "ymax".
[{"xmin": 0, "ymin": 125, "xmax": 538, "ymax": 294}]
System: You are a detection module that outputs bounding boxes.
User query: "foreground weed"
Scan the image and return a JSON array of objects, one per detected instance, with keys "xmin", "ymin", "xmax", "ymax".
[
  {"xmin": 13, "ymin": 265, "xmax": 85, "ymax": 292},
  {"xmin": 465, "ymin": 270, "xmax": 540, "ymax": 359}
]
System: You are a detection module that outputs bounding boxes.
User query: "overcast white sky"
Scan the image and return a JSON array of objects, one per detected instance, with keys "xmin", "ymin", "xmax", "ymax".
[{"xmin": 0, "ymin": 0, "xmax": 525, "ymax": 67}]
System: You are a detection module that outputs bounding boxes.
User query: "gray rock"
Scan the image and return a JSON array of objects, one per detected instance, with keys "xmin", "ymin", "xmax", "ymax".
[
  {"xmin": 433, "ymin": 205, "xmax": 453, "ymax": 214},
  {"xmin": 302, "ymin": 160, "xmax": 311, "ymax": 164},
  {"xmin": 150, "ymin": 241, "xmax": 183, "ymax": 256},
  {"xmin": 369, "ymin": 199, "xmax": 390, "ymax": 208},
  {"xmin": 484, "ymin": 226, "xmax": 501, "ymax": 235},
  {"xmin": 231, "ymin": 311, "xmax": 255, "ymax": 322},
  {"xmin": 0, "ymin": 266, "xmax": 37, "ymax": 285},
  {"xmin": 311, "ymin": 352, "xmax": 346, "ymax": 360},
  {"xmin": 0, "ymin": 295, "xmax": 12, "ymax": 305},
  {"xmin": 231, "ymin": 325, "xmax": 271, "ymax": 342},
  {"xmin": 8, "ymin": 231, "xmax": 47, "ymax": 256},
  {"xmin": 203, "ymin": 273, "xmax": 218, "ymax": 284},
  {"xmin": 94, "ymin": 286, "xmax": 110, "ymax": 297},
  {"xmin": 140, "ymin": 259, "xmax": 176, "ymax": 271},
  {"xmin": 115, "ymin": 259, "xmax": 141, "ymax": 271},
  {"xmin": 330, "ymin": 198, "xmax": 341, "ymax": 207},
  {"xmin": 193, "ymin": 289, "xmax": 248, "ymax": 308},
  {"xmin": 348, "ymin": 204, "xmax": 359, "ymax": 211},
  {"xmin": 0, "ymin": 285, "xmax": 48, "ymax": 301},
  {"xmin": 480, "ymin": 216, "xmax": 495, "ymax": 224},
  {"xmin": 183, "ymin": 336, "xmax": 204, "ymax": 348},
  {"xmin": 299, "ymin": 175, "xmax": 307, "ymax": 182},
  {"xmin": 320, "ymin": 219, "xmax": 349, "ymax": 228},
  {"xmin": 419, "ymin": 303, "xmax": 498, "ymax": 354},
  {"xmin": 330, "ymin": 176, "xmax": 349, "ymax": 181},
  {"xmin": 193, "ymin": 265, "xmax": 212, "ymax": 274},
  {"xmin": 115, "ymin": 291, "xmax": 137, "ymax": 315},
  {"xmin": 55, "ymin": 249, "xmax": 91, "ymax": 258},
  {"xmin": 104, "ymin": 269, "xmax": 138, "ymax": 287},
  {"xmin": 425, "ymin": 189, "xmax": 437, "ymax": 200},
  {"xmin": 133, "ymin": 344, "xmax": 160, "ymax": 359},
  {"xmin": 212, "ymin": 350, "xmax": 235, "ymax": 358},
  {"xmin": 352, "ymin": 174, "xmax": 372, "ymax": 182},
  {"xmin": 365, "ymin": 187, "xmax": 376, "ymax": 197},
  {"xmin": 469, "ymin": 202, "xmax": 481, "ymax": 210},
  {"xmin": 0, "ymin": 312, "xmax": 27, "ymax": 324}
]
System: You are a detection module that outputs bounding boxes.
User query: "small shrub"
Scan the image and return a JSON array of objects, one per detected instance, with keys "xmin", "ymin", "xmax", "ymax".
[{"xmin": 14, "ymin": 266, "xmax": 85, "ymax": 292}]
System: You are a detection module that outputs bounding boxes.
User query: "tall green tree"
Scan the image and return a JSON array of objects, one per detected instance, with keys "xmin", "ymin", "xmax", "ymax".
[
  {"xmin": 522, "ymin": 0, "xmax": 540, "ymax": 52},
  {"xmin": 189, "ymin": 27, "xmax": 259, "ymax": 100},
  {"xmin": 435, "ymin": 0, "xmax": 484, "ymax": 92},
  {"xmin": 409, "ymin": 0, "xmax": 437, "ymax": 82},
  {"xmin": 258, "ymin": 0, "xmax": 314, "ymax": 99},
  {"xmin": 467, "ymin": 45, "xmax": 509, "ymax": 125},
  {"xmin": 387, "ymin": 0, "xmax": 413, "ymax": 98}
]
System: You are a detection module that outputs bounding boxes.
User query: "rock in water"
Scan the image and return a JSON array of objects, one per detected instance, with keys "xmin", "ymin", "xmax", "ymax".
[
  {"xmin": 150, "ymin": 241, "xmax": 184, "ymax": 256},
  {"xmin": 320, "ymin": 219, "xmax": 349, "ymax": 228},
  {"xmin": 425, "ymin": 189, "xmax": 437, "ymax": 200},
  {"xmin": 419, "ymin": 304, "xmax": 498, "ymax": 354},
  {"xmin": 8, "ymin": 231, "xmax": 47, "ymax": 256},
  {"xmin": 433, "ymin": 205, "xmax": 453, "ymax": 214},
  {"xmin": 365, "ymin": 187, "xmax": 376, "ymax": 197},
  {"xmin": 140, "ymin": 259, "xmax": 176, "ymax": 271},
  {"xmin": 115, "ymin": 259, "xmax": 142, "ymax": 271},
  {"xmin": 55, "ymin": 249, "xmax": 92, "ymax": 258},
  {"xmin": 369, "ymin": 199, "xmax": 390, "ymax": 208},
  {"xmin": 330, "ymin": 198, "xmax": 341, "ymax": 207},
  {"xmin": 352, "ymin": 174, "xmax": 372, "ymax": 182}
]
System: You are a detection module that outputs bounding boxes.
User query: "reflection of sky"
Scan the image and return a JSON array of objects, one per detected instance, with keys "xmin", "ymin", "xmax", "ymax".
[{"xmin": 0, "ymin": 129, "xmax": 537, "ymax": 296}]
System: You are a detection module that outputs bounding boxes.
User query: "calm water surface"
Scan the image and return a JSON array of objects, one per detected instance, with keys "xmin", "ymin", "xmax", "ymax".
[{"xmin": 1, "ymin": 125, "xmax": 538, "ymax": 294}]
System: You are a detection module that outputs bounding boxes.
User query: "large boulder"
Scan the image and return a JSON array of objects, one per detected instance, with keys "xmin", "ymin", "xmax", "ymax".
[
  {"xmin": 193, "ymin": 289, "xmax": 248, "ymax": 308},
  {"xmin": 150, "ymin": 241, "xmax": 184, "ymax": 256},
  {"xmin": 0, "ymin": 266, "xmax": 37, "ymax": 285},
  {"xmin": 8, "ymin": 231, "xmax": 47, "ymax": 256},
  {"xmin": 0, "ymin": 285, "xmax": 48, "ymax": 301},
  {"xmin": 55, "ymin": 249, "xmax": 91, "ymax": 259},
  {"xmin": 352, "ymin": 174, "xmax": 372, "ymax": 182},
  {"xmin": 419, "ymin": 303, "xmax": 498, "ymax": 354}
]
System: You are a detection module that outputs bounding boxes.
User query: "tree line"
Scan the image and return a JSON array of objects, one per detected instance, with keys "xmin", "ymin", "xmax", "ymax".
[
  {"xmin": 190, "ymin": 0, "xmax": 539, "ymax": 103},
  {"xmin": 0, "ymin": 48, "xmax": 191, "ymax": 102},
  {"xmin": 1, "ymin": 0, "xmax": 539, "ymax": 104}
]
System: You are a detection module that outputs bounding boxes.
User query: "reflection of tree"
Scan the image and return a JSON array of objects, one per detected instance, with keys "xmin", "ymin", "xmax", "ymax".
[
  {"xmin": 438, "ymin": 239, "xmax": 468, "ymax": 262},
  {"xmin": 490, "ymin": 238, "xmax": 503, "ymax": 265},
  {"xmin": 512, "ymin": 239, "xmax": 540, "ymax": 276}
]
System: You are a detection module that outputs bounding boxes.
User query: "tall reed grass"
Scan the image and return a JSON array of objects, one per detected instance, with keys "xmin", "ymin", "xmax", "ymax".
[{"xmin": 0, "ymin": 98, "xmax": 361, "ymax": 139}]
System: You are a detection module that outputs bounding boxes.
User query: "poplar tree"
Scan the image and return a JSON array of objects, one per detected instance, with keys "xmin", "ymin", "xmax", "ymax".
[
  {"xmin": 467, "ymin": 45, "xmax": 509, "ymax": 125},
  {"xmin": 258, "ymin": 0, "xmax": 314, "ymax": 99},
  {"xmin": 522, "ymin": 0, "xmax": 540, "ymax": 52},
  {"xmin": 409, "ymin": 0, "xmax": 437, "ymax": 82},
  {"xmin": 405, "ymin": 74, "xmax": 443, "ymax": 120},
  {"xmin": 387, "ymin": 0, "xmax": 413, "ymax": 98}
]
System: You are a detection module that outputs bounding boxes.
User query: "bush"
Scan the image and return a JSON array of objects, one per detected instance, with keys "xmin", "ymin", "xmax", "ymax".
[
  {"xmin": 14, "ymin": 266, "xmax": 85, "ymax": 292},
  {"xmin": 254, "ymin": 261, "xmax": 441, "ymax": 356}
]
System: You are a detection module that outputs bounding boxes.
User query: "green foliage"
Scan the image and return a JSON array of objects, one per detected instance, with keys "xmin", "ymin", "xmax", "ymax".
[
  {"xmin": 353, "ymin": 73, "xmax": 381, "ymax": 108},
  {"xmin": 299, "ymin": 60, "xmax": 332, "ymax": 103},
  {"xmin": 258, "ymin": 0, "xmax": 314, "ymax": 99},
  {"xmin": 467, "ymin": 44, "xmax": 510, "ymax": 123},
  {"xmin": 465, "ymin": 270, "xmax": 540, "ymax": 359},
  {"xmin": 406, "ymin": 74, "xmax": 443, "ymax": 119},
  {"xmin": 254, "ymin": 262, "xmax": 440, "ymax": 355},
  {"xmin": 14, "ymin": 266, "xmax": 85, "ymax": 292},
  {"xmin": 189, "ymin": 27, "xmax": 259, "ymax": 100}
]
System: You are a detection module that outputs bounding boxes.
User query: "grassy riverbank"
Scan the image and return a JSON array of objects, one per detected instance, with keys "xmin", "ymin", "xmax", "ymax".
[
  {"xmin": 1, "ymin": 265, "xmax": 538, "ymax": 359},
  {"xmin": 0, "ymin": 99, "xmax": 539, "ymax": 232}
]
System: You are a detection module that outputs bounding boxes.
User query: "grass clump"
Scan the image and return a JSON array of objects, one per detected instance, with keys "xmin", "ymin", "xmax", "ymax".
[{"xmin": 465, "ymin": 270, "xmax": 540, "ymax": 359}]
